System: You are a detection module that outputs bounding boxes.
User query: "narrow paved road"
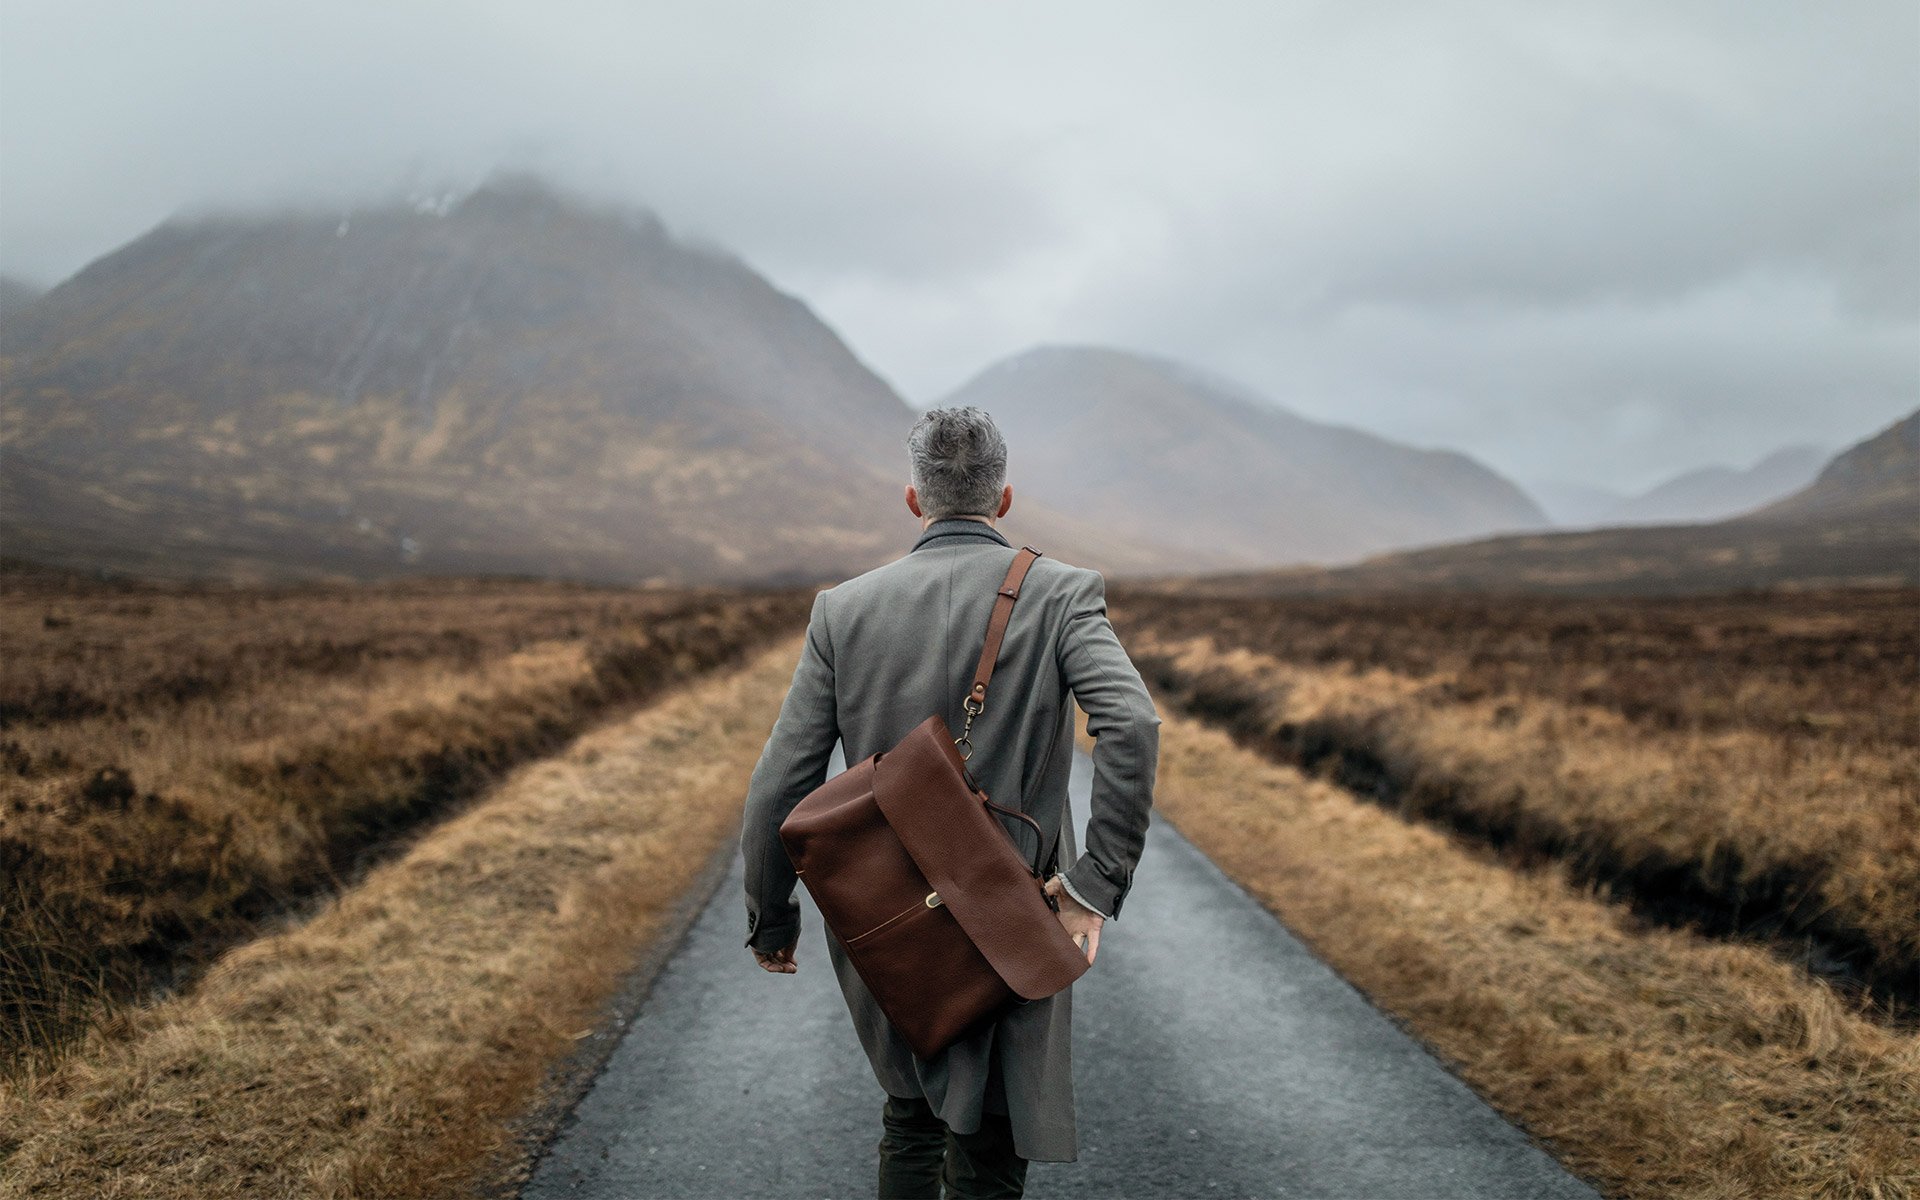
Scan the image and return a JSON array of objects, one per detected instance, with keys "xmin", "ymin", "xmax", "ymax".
[{"xmin": 526, "ymin": 745, "xmax": 1598, "ymax": 1199}]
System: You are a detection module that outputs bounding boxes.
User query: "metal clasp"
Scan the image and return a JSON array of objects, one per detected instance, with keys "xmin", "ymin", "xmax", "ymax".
[
  {"xmin": 954, "ymin": 693, "xmax": 985, "ymax": 760},
  {"xmin": 925, "ymin": 891, "xmax": 943, "ymax": 908}
]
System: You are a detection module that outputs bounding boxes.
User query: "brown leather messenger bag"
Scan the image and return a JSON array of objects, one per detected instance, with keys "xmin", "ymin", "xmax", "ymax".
[{"xmin": 778, "ymin": 544, "xmax": 1091, "ymax": 1059}]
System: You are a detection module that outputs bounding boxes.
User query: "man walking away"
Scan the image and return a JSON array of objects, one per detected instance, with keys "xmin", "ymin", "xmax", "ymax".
[{"xmin": 739, "ymin": 405, "xmax": 1161, "ymax": 1198}]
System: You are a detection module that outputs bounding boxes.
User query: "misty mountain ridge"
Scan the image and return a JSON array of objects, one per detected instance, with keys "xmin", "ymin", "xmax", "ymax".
[
  {"xmin": 942, "ymin": 344, "xmax": 1550, "ymax": 569},
  {"xmin": 1755, "ymin": 410, "xmax": 1917, "ymax": 520},
  {"xmin": 1150, "ymin": 409, "xmax": 1918, "ymax": 596},
  {"xmin": 1524, "ymin": 445, "xmax": 1829, "ymax": 529},
  {"xmin": 1599, "ymin": 444, "xmax": 1828, "ymax": 526},
  {"xmin": 4, "ymin": 173, "xmax": 1903, "ymax": 593},
  {"xmin": 0, "ymin": 173, "xmax": 1166, "ymax": 585}
]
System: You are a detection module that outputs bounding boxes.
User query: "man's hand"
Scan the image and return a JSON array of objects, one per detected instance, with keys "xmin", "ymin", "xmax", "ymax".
[
  {"xmin": 753, "ymin": 940, "xmax": 798, "ymax": 974},
  {"xmin": 1043, "ymin": 875, "xmax": 1104, "ymax": 965}
]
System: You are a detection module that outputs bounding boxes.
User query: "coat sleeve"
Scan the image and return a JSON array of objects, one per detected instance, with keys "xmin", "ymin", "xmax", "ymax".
[
  {"xmin": 1055, "ymin": 567, "xmax": 1161, "ymax": 921},
  {"xmin": 740, "ymin": 587, "xmax": 840, "ymax": 952}
]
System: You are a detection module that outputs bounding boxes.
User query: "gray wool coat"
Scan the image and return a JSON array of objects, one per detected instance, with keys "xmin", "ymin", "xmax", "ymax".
[{"xmin": 739, "ymin": 516, "xmax": 1162, "ymax": 1163}]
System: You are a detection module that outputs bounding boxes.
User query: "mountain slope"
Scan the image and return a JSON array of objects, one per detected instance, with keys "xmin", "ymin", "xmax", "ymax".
[
  {"xmin": 0, "ymin": 177, "xmax": 1163, "ymax": 584},
  {"xmin": 0, "ymin": 276, "xmax": 42, "ymax": 324},
  {"xmin": 1755, "ymin": 411, "xmax": 1917, "ymax": 520},
  {"xmin": 940, "ymin": 345, "xmax": 1548, "ymax": 569},
  {"xmin": 1605, "ymin": 445, "xmax": 1826, "ymax": 525},
  {"xmin": 1140, "ymin": 410, "xmax": 1918, "ymax": 596}
]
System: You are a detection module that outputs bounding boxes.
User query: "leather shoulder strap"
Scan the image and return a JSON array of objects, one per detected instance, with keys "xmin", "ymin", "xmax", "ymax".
[{"xmin": 967, "ymin": 545, "xmax": 1043, "ymax": 709}]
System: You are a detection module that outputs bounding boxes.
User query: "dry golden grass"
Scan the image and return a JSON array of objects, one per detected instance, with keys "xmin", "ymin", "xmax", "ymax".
[
  {"xmin": 0, "ymin": 632, "xmax": 805, "ymax": 1199},
  {"xmin": 1, "ymin": 566, "xmax": 810, "ymax": 1073},
  {"xmin": 1105, "ymin": 706, "xmax": 1920, "ymax": 1200},
  {"xmin": 1109, "ymin": 589, "xmax": 1920, "ymax": 1009},
  {"xmin": 1112, "ymin": 588, "xmax": 1919, "ymax": 748}
]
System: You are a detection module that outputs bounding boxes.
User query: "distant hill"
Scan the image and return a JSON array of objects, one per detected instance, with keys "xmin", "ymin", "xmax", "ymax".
[
  {"xmin": 0, "ymin": 276, "xmax": 42, "ymax": 324},
  {"xmin": 0, "ymin": 176, "xmax": 1166, "ymax": 585},
  {"xmin": 939, "ymin": 346, "xmax": 1549, "ymax": 570},
  {"xmin": 1142, "ymin": 410, "xmax": 1918, "ymax": 596},
  {"xmin": 1757, "ymin": 410, "xmax": 1917, "ymax": 519},
  {"xmin": 1604, "ymin": 445, "xmax": 1827, "ymax": 526}
]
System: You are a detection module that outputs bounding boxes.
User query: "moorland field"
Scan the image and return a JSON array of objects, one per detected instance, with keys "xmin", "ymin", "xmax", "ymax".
[
  {"xmin": 3, "ymin": 562, "xmax": 1915, "ymax": 1198},
  {"xmin": 1106, "ymin": 583, "xmax": 1919, "ymax": 1198},
  {"xmin": 0, "ymin": 559, "xmax": 811, "ymax": 1075},
  {"xmin": 1111, "ymin": 585, "xmax": 1920, "ymax": 1007}
]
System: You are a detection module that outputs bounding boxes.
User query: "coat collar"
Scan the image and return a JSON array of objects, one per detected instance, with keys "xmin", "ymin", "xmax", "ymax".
[{"xmin": 910, "ymin": 517, "xmax": 1012, "ymax": 553}]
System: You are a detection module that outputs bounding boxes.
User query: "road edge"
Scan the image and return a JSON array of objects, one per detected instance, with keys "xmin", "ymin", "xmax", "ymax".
[{"xmin": 479, "ymin": 816, "xmax": 746, "ymax": 1200}]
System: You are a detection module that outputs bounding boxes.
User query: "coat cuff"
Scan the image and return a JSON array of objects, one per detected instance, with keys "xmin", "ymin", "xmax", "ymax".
[
  {"xmin": 746, "ymin": 907, "xmax": 800, "ymax": 952},
  {"xmin": 1059, "ymin": 860, "xmax": 1121, "ymax": 917}
]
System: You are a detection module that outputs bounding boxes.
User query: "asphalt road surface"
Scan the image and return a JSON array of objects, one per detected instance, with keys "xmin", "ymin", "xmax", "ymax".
[{"xmin": 525, "ymin": 744, "xmax": 1599, "ymax": 1199}]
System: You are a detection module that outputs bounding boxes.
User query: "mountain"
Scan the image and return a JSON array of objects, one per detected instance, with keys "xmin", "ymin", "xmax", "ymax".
[
  {"xmin": 1756, "ymin": 410, "xmax": 1917, "ymax": 520},
  {"xmin": 1605, "ymin": 445, "xmax": 1827, "ymax": 525},
  {"xmin": 938, "ymin": 346, "xmax": 1549, "ymax": 570},
  {"xmin": 0, "ymin": 276, "xmax": 42, "ymax": 324},
  {"xmin": 1138, "ymin": 410, "xmax": 1917, "ymax": 596},
  {"xmin": 0, "ymin": 176, "xmax": 1165, "ymax": 585}
]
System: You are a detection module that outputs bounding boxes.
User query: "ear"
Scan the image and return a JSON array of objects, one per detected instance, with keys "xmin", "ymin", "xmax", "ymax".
[
  {"xmin": 905, "ymin": 485, "xmax": 923, "ymax": 518},
  {"xmin": 996, "ymin": 484, "xmax": 1012, "ymax": 519}
]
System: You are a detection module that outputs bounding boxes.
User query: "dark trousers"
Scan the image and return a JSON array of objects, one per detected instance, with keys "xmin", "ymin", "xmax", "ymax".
[{"xmin": 876, "ymin": 1093, "xmax": 1029, "ymax": 1199}]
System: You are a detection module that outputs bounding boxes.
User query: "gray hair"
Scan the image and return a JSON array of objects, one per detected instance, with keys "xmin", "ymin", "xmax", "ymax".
[{"xmin": 906, "ymin": 406, "xmax": 1008, "ymax": 520}]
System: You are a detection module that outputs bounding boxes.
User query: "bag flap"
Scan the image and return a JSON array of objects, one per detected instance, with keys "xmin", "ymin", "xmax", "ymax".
[{"xmin": 872, "ymin": 714, "xmax": 1091, "ymax": 1000}]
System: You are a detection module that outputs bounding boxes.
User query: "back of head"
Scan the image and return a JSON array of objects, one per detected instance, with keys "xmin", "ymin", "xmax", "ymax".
[{"xmin": 907, "ymin": 406, "xmax": 1008, "ymax": 520}]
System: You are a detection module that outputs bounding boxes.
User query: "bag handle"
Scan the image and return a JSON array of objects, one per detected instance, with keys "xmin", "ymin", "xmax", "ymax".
[{"xmin": 983, "ymin": 797, "xmax": 1049, "ymax": 877}]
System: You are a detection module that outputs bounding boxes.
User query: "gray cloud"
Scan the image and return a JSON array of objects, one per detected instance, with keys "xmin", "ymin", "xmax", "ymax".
[{"xmin": 1, "ymin": 0, "xmax": 1913, "ymax": 492}]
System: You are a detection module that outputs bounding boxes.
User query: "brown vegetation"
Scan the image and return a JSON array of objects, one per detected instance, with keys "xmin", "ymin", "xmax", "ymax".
[
  {"xmin": 1133, "ymin": 509, "xmax": 1920, "ymax": 596},
  {"xmin": 1116, "ymin": 707, "xmax": 1920, "ymax": 1199},
  {"xmin": 0, "ymin": 561, "xmax": 810, "ymax": 1073},
  {"xmin": 0, "ymin": 632, "xmax": 804, "ymax": 1198},
  {"xmin": 1111, "ymin": 587, "xmax": 1920, "ymax": 1010}
]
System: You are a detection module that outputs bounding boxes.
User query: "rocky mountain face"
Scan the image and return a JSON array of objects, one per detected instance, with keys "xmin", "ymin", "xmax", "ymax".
[
  {"xmin": 939, "ymin": 345, "xmax": 1549, "ymax": 569},
  {"xmin": 0, "ymin": 177, "xmax": 1161, "ymax": 585}
]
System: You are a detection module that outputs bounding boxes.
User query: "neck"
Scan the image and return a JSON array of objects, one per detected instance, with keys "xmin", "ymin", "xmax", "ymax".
[{"xmin": 922, "ymin": 514, "xmax": 995, "ymax": 530}]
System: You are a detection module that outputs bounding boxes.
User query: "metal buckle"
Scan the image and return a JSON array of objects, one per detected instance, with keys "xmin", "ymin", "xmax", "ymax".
[
  {"xmin": 955, "ymin": 693, "xmax": 985, "ymax": 760},
  {"xmin": 925, "ymin": 891, "xmax": 943, "ymax": 908}
]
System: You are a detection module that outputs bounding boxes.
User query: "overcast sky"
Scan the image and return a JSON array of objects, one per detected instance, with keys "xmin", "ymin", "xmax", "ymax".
[{"xmin": 1, "ymin": 1, "xmax": 1914, "ymax": 493}]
